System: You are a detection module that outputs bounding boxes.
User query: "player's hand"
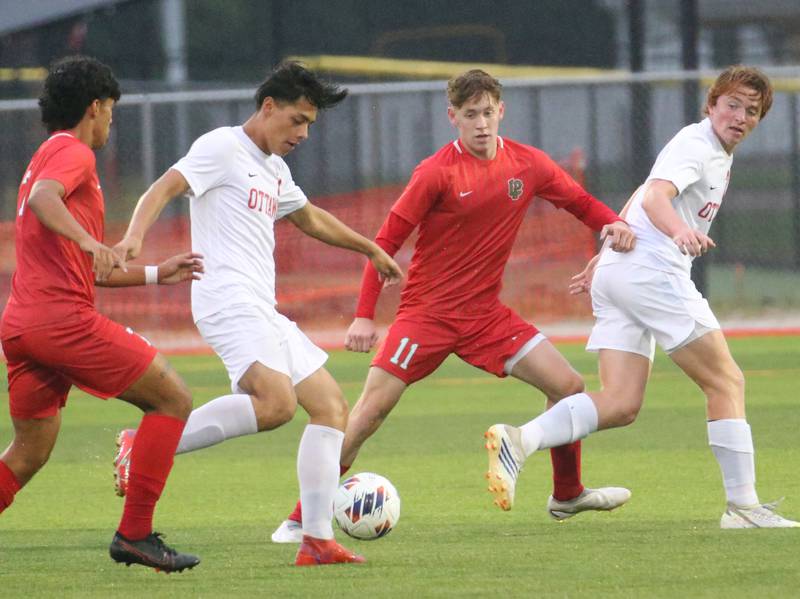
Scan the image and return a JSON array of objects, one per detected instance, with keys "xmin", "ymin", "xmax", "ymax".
[
  {"xmin": 81, "ymin": 237, "xmax": 122, "ymax": 282},
  {"xmin": 569, "ymin": 253, "xmax": 601, "ymax": 295},
  {"xmin": 600, "ymin": 221, "xmax": 636, "ymax": 253},
  {"xmin": 671, "ymin": 227, "xmax": 715, "ymax": 256},
  {"xmin": 113, "ymin": 234, "xmax": 144, "ymax": 265},
  {"xmin": 369, "ymin": 247, "xmax": 403, "ymax": 288},
  {"xmin": 157, "ymin": 252, "xmax": 205, "ymax": 285},
  {"xmin": 345, "ymin": 317, "xmax": 379, "ymax": 352}
]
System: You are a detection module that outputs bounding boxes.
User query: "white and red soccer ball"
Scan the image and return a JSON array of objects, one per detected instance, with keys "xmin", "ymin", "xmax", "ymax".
[{"xmin": 333, "ymin": 472, "xmax": 401, "ymax": 540}]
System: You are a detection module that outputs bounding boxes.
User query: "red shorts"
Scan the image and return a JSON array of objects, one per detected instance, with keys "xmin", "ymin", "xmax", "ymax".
[
  {"xmin": 2, "ymin": 311, "xmax": 157, "ymax": 420},
  {"xmin": 372, "ymin": 304, "xmax": 539, "ymax": 384}
]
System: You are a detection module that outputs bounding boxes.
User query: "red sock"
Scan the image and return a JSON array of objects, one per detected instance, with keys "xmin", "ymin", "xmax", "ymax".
[
  {"xmin": 117, "ymin": 413, "xmax": 185, "ymax": 540},
  {"xmin": 0, "ymin": 460, "xmax": 22, "ymax": 514},
  {"xmin": 550, "ymin": 441, "xmax": 584, "ymax": 501},
  {"xmin": 289, "ymin": 463, "xmax": 352, "ymax": 524}
]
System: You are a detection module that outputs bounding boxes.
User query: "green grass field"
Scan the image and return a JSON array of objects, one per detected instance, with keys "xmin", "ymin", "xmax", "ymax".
[{"xmin": 2, "ymin": 336, "xmax": 799, "ymax": 598}]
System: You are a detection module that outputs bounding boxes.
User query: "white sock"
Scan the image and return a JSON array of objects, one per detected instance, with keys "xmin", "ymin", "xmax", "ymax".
[
  {"xmin": 519, "ymin": 393, "xmax": 599, "ymax": 457},
  {"xmin": 176, "ymin": 394, "xmax": 257, "ymax": 454},
  {"xmin": 708, "ymin": 418, "xmax": 759, "ymax": 507},
  {"xmin": 298, "ymin": 424, "xmax": 344, "ymax": 540}
]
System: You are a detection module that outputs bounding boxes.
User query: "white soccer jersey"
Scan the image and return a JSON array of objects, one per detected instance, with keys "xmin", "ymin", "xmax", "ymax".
[
  {"xmin": 600, "ymin": 117, "xmax": 732, "ymax": 274},
  {"xmin": 172, "ymin": 126, "xmax": 307, "ymax": 321}
]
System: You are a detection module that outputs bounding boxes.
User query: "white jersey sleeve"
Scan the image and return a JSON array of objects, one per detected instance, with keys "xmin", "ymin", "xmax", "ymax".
[
  {"xmin": 172, "ymin": 127, "xmax": 237, "ymax": 197},
  {"xmin": 648, "ymin": 135, "xmax": 705, "ymax": 195},
  {"xmin": 599, "ymin": 118, "xmax": 732, "ymax": 275}
]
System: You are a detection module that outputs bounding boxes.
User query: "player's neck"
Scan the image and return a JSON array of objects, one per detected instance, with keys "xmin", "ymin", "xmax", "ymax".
[
  {"xmin": 65, "ymin": 120, "xmax": 95, "ymax": 149},
  {"xmin": 242, "ymin": 115, "xmax": 272, "ymax": 155}
]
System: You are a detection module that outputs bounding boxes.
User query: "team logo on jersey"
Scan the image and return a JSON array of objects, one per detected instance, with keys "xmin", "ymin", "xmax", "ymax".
[{"xmin": 507, "ymin": 178, "xmax": 523, "ymax": 201}]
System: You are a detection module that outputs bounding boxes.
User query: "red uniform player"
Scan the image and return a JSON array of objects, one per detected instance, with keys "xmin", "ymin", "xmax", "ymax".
[
  {"xmin": 0, "ymin": 56, "xmax": 202, "ymax": 572},
  {"xmin": 272, "ymin": 69, "xmax": 636, "ymax": 543}
]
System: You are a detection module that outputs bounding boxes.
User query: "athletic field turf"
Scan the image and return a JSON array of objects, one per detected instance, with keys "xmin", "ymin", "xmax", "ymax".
[{"xmin": 2, "ymin": 336, "xmax": 798, "ymax": 597}]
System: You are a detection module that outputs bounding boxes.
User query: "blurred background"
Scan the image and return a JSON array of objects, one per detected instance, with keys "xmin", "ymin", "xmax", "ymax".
[{"xmin": 1, "ymin": 0, "xmax": 799, "ymax": 349}]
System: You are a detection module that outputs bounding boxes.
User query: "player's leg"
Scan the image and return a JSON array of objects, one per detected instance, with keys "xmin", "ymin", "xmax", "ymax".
[
  {"xmin": 12, "ymin": 312, "xmax": 200, "ymax": 572},
  {"xmin": 291, "ymin": 367, "xmax": 365, "ymax": 565},
  {"xmin": 486, "ymin": 337, "xmax": 642, "ymax": 513},
  {"xmin": 110, "ymin": 352, "xmax": 200, "ymax": 571},
  {"xmin": 273, "ymin": 312, "xmax": 450, "ymax": 544},
  {"xmin": 669, "ymin": 329, "xmax": 798, "ymax": 528},
  {"xmin": 0, "ymin": 413, "xmax": 61, "ymax": 514},
  {"xmin": 0, "ymin": 344, "xmax": 70, "ymax": 514},
  {"xmin": 273, "ymin": 366, "xmax": 408, "ymax": 543},
  {"xmin": 506, "ymin": 335, "xmax": 586, "ymax": 503},
  {"xmin": 163, "ymin": 306, "xmax": 298, "ymax": 456}
]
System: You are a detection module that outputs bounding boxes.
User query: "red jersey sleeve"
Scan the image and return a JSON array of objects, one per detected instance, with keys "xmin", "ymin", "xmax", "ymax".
[
  {"xmin": 389, "ymin": 162, "xmax": 445, "ymax": 226},
  {"xmin": 533, "ymin": 149, "xmax": 621, "ymax": 231},
  {"xmin": 354, "ymin": 211, "xmax": 415, "ymax": 319},
  {"xmin": 36, "ymin": 142, "xmax": 95, "ymax": 199}
]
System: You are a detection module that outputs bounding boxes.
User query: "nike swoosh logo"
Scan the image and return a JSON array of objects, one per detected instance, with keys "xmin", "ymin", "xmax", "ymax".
[
  {"xmin": 248, "ymin": 173, "xmax": 257, "ymax": 177},
  {"xmin": 710, "ymin": 186, "xmax": 718, "ymax": 190},
  {"xmin": 459, "ymin": 191, "xmax": 473, "ymax": 197}
]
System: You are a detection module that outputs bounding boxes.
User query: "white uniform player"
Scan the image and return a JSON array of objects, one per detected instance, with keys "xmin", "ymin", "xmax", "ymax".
[
  {"xmin": 173, "ymin": 126, "xmax": 327, "ymax": 391},
  {"xmin": 588, "ymin": 117, "xmax": 730, "ymax": 359},
  {"xmin": 112, "ymin": 62, "xmax": 403, "ymax": 565},
  {"xmin": 486, "ymin": 66, "xmax": 799, "ymax": 528}
]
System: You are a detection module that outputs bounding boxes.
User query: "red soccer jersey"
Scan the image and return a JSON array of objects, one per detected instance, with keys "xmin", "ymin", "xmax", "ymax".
[
  {"xmin": 1, "ymin": 132, "xmax": 104, "ymax": 336},
  {"xmin": 357, "ymin": 137, "xmax": 621, "ymax": 317}
]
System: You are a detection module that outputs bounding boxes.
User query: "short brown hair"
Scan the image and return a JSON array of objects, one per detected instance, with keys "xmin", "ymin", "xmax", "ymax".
[
  {"xmin": 704, "ymin": 65, "xmax": 773, "ymax": 119},
  {"xmin": 447, "ymin": 69, "xmax": 502, "ymax": 108}
]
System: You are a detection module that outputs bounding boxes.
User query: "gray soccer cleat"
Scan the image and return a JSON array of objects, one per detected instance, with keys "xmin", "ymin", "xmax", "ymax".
[
  {"xmin": 547, "ymin": 487, "xmax": 632, "ymax": 521},
  {"xmin": 720, "ymin": 500, "xmax": 800, "ymax": 529},
  {"xmin": 484, "ymin": 424, "xmax": 526, "ymax": 511}
]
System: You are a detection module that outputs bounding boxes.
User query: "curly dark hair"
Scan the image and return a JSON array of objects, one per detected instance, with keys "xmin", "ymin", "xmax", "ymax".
[
  {"xmin": 254, "ymin": 61, "xmax": 347, "ymax": 110},
  {"xmin": 39, "ymin": 55, "xmax": 121, "ymax": 133}
]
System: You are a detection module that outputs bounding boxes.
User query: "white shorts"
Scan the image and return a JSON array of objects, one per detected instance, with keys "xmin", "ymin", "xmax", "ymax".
[
  {"xmin": 196, "ymin": 303, "xmax": 328, "ymax": 393},
  {"xmin": 586, "ymin": 263, "xmax": 720, "ymax": 360}
]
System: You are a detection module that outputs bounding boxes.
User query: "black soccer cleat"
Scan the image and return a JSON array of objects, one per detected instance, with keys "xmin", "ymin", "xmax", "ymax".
[{"xmin": 109, "ymin": 531, "xmax": 200, "ymax": 573}]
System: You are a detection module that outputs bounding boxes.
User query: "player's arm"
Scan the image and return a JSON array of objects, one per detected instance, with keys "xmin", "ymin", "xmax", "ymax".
[
  {"xmin": 570, "ymin": 185, "xmax": 643, "ymax": 295},
  {"xmin": 26, "ymin": 179, "xmax": 120, "ymax": 282},
  {"xmin": 114, "ymin": 168, "xmax": 190, "ymax": 263},
  {"xmin": 97, "ymin": 251, "xmax": 204, "ymax": 287},
  {"xmin": 536, "ymin": 153, "xmax": 635, "ymax": 252},
  {"xmin": 345, "ymin": 211, "xmax": 416, "ymax": 352},
  {"xmin": 641, "ymin": 179, "xmax": 715, "ymax": 256},
  {"xmin": 285, "ymin": 202, "xmax": 403, "ymax": 285}
]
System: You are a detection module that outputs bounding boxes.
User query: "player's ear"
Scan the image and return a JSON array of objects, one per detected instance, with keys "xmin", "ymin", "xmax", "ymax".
[
  {"xmin": 86, "ymin": 99, "xmax": 101, "ymax": 119},
  {"xmin": 447, "ymin": 105, "xmax": 457, "ymax": 127},
  {"xmin": 260, "ymin": 96, "xmax": 276, "ymax": 116},
  {"xmin": 498, "ymin": 100, "xmax": 505, "ymax": 121}
]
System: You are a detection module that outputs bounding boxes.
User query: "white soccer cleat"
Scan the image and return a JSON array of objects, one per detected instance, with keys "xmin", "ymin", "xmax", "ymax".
[
  {"xmin": 720, "ymin": 501, "xmax": 800, "ymax": 529},
  {"xmin": 484, "ymin": 424, "xmax": 525, "ymax": 511},
  {"xmin": 271, "ymin": 519, "xmax": 304, "ymax": 543},
  {"xmin": 547, "ymin": 487, "xmax": 632, "ymax": 521}
]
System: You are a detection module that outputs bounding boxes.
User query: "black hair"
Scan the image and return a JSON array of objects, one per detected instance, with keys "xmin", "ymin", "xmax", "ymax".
[
  {"xmin": 254, "ymin": 61, "xmax": 347, "ymax": 110},
  {"xmin": 38, "ymin": 55, "xmax": 121, "ymax": 133}
]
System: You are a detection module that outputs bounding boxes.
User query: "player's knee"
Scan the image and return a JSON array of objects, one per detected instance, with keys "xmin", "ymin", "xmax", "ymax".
[
  {"xmin": 614, "ymin": 405, "xmax": 641, "ymax": 427},
  {"xmin": 604, "ymin": 393, "xmax": 643, "ymax": 427},
  {"xmin": 702, "ymin": 364, "xmax": 745, "ymax": 404},
  {"xmin": 160, "ymin": 376, "xmax": 193, "ymax": 420},
  {"xmin": 252, "ymin": 392, "xmax": 296, "ymax": 430},
  {"xmin": 561, "ymin": 372, "xmax": 585, "ymax": 397}
]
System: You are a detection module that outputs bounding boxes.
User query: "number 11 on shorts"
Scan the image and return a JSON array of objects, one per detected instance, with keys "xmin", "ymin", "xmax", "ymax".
[{"xmin": 389, "ymin": 337, "xmax": 419, "ymax": 370}]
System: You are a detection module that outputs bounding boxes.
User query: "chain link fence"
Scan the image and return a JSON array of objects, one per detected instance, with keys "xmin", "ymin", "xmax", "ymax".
[{"xmin": 1, "ymin": 68, "xmax": 799, "ymax": 347}]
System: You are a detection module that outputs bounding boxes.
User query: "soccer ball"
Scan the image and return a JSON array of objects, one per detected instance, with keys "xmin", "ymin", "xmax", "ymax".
[{"xmin": 333, "ymin": 472, "xmax": 401, "ymax": 540}]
